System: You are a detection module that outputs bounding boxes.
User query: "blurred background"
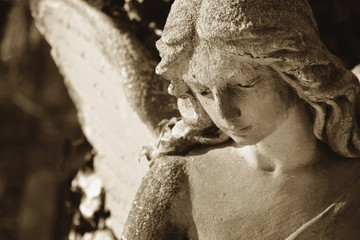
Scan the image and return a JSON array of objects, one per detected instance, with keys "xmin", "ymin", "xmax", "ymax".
[
  {"xmin": 0, "ymin": 0, "xmax": 359, "ymax": 239},
  {"xmin": 0, "ymin": 0, "xmax": 93, "ymax": 239}
]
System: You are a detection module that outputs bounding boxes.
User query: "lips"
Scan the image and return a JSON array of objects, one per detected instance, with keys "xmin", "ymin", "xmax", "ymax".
[{"xmin": 222, "ymin": 125, "xmax": 252, "ymax": 134}]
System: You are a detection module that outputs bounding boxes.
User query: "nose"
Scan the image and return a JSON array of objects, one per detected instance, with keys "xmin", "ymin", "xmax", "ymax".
[{"xmin": 215, "ymin": 90, "xmax": 241, "ymax": 120}]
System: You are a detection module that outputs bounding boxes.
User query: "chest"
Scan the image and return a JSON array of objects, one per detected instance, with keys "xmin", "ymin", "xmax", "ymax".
[{"xmin": 186, "ymin": 147, "xmax": 360, "ymax": 240}]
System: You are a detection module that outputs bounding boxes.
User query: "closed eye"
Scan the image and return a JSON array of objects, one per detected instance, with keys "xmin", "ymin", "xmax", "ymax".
[
  {"xmin": 237, "ymin": 80, "xmax": 257, "ymax": 88},
  {"xmin": 237, "ymin": 83, "xmax": 253, "ymax": 88},
  {"xmin": 200, "ymin": 88, "xmax": 212, "ymax": 96}
]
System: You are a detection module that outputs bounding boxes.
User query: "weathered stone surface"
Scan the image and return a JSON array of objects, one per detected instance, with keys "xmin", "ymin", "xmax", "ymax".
[
  {"xmin": 156, "ymin": 0, "xmax": 360, "ymax": 158},
  {"xmin": 123, "ymin": 0, "xmax": 360, "ymax": 239},
  {"xmin": 122, "ymin": 156, "xmax": 192, "ymax": 240},
  {"xmin": 30, "ymin": 0, "xmax": 360, "ymax": 238},
  {"xmin": 30, "ymin": 0, "xmax": 177, "ymax": 236}
]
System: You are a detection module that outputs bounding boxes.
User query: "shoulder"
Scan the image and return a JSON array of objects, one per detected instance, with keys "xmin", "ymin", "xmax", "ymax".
[
  {"xmin": 148, "ymin": 155, "xmax": 188, "ymax": 180},
  {"xmin": 122, "ymin": 155, "xmax": 191, "ymax": 240}
]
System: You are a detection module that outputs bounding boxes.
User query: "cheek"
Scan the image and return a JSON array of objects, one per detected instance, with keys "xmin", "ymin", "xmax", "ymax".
[
  {"xmin": 195, "ymin": 95, "xmax": 232, "ymax": 128},
  {"xmin": 250, "ymin": 89, "xmax": 290, "ymax": 127},
  {"xmin": 196, "ymin": 97, "xmax": 217, "ymax": 117}
]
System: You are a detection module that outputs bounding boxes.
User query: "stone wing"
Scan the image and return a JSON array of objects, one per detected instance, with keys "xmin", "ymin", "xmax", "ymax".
[{"xmin": 30, "ymin": 0, "xmax": 178, "ymax": 236}]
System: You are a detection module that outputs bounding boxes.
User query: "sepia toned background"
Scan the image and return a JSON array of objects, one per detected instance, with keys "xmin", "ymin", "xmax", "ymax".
[{"xmin": 0, "ymin": 0, "xmax": 359, "ymax": 239}]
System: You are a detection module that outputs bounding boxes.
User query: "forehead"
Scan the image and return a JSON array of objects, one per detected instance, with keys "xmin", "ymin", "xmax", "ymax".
[{"xmin": 181, "ymin": 41, "xmax": 271, "ymax": 86}]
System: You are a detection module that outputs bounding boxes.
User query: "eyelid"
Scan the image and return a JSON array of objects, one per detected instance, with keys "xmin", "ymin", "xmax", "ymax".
[
  {"xmin": 237, "ymin": 79, "xmax": 258, "ymax": 88},
  {"xmin": 237, "ymin": 83, "xmax": 253, "ymax": 88},
  {"xmin": 200, "ymin": 88, "xmax": 212, "ymax": 95}
]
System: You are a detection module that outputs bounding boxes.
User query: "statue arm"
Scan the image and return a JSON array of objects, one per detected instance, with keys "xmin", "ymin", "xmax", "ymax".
[{"xmin": 121, "ymin": 156, "xmax": 193, "ymax": 240}]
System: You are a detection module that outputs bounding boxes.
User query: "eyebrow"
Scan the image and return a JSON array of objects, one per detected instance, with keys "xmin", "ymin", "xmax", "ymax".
[
  {"xmin": 185, "ymin": 80, "xmax": 207, "ymax": 89},
  {"xmin": 228, "ymin": 75, "xmax": 259, "ymax": 85},
  {"xmin": 182, "ymin": 73, "xmax": 207, "ymax": 86}
]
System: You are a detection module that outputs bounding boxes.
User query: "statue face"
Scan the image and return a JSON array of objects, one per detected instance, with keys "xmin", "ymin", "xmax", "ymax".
[{"xmin": 181, "ymin": 44, "xmax": 293, "ymax": 146}]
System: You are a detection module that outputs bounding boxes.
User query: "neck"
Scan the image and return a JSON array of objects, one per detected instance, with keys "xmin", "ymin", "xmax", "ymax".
[{"xmin": 238, "ymin": 102, "xmax": 320, "ymax": 173}]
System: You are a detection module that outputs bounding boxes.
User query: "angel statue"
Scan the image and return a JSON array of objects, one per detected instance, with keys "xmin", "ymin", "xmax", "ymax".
[
  {"xmin": 121, "ymin": 0, "xmax": 360, "ymax": 239},
  {"xmin": 31, "ymin": 0, "xmax": 360, "ymax": 239}
]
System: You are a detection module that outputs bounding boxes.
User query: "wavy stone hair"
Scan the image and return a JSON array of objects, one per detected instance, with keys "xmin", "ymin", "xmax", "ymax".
[{"xmin": 156, "ymin": 0, "xmax": 360, "ymax": 158}]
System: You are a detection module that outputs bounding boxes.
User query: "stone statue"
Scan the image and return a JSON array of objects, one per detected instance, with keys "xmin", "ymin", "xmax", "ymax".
[{"xmin": 122, "ymin": 0, "xmax": 360, "ymax": 239}]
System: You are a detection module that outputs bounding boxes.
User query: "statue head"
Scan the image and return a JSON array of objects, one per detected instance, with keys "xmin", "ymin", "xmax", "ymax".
[{"xmin": 156, "ymin": 0, "xmax": 360, "ymax": 157}]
